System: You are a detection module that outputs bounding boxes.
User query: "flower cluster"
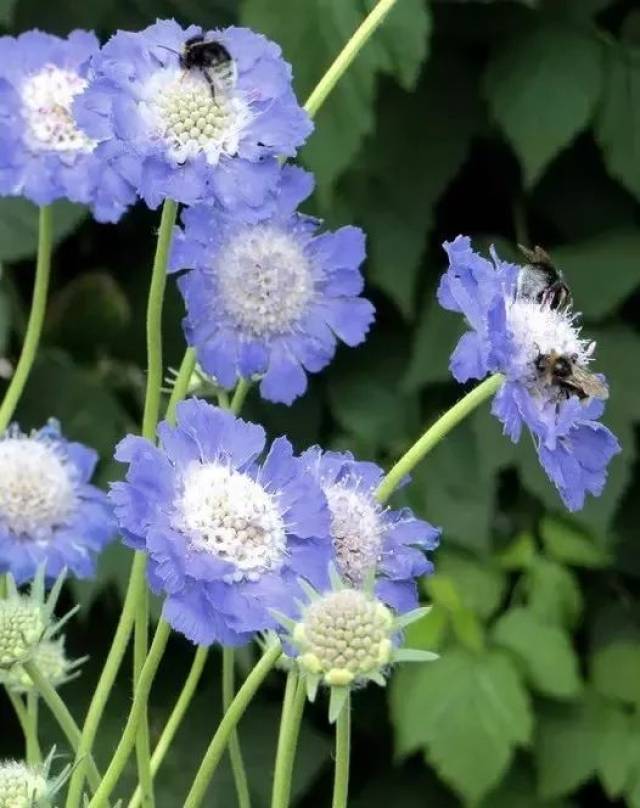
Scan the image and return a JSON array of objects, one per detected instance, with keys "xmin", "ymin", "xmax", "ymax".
[
  {"xmin": 438, "ymin": 236, "xmax": 620, "ymax": 510},
  {"xmin": 0, "ymin": 421, "xmax": 114, "ymax": 584},
  {"xmin": 0, "ymin": 750, "xmax": 70, "ymax": 808},
  {"xmin": 0, "ymin": 30, "xmax": 135, "ymax": 221},
  {"xmin": 170, "ymin": 166, "xmax": 375, "ymax": 404}
]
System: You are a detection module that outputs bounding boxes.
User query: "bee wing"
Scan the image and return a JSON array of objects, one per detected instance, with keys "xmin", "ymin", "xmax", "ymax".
[{"xmin": 569, "ymin": 365, "xmax": 609, "ymax": 400}]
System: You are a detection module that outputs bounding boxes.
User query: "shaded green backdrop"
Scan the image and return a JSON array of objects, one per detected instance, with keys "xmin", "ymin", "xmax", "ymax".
[{"xmin": 1, "ymin": 0, "xmax": 640, "ymax": 804}]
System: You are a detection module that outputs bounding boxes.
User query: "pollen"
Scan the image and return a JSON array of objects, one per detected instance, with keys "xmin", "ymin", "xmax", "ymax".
[
  {"xmin": 0, "ymin": 436, "xmax": 76, "ymax": 539},
  {"xmin": 294, "ymin": 589, "xmax": 394, "ymax": 685},
  {"xmin": 144, "ymin": 68, "xmax": 251, "ymax": 164},
  {"xmin": 21, "ymin": 65, "xmax": 96, "ymax": 154},
  {"xmin": 0, "ymin": 761, "xmax": 48, "ymax": 808},
  {"xmin": 174, "ymin": 461, "xmax": 287, "ymax": 582},
  {"xmin": 324, "ymin": 483, "xmax": 382, "ymax": 587},
  {"xmin": 216, "ymin": 225, "xmax": 315, "ymax": 338},
  {"xmin": 0, "ymin": 599, "xmax": 46, "ymax": 668}
]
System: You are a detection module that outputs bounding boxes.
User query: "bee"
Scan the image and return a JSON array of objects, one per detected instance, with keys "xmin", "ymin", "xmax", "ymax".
[
  {"xmin": 516, "ymin": 244, "xmax": 571, "ymax": 311},
  {"xmin": 535, "ymin": 350, "xmax": 608, "ymax": 401},
  {"xmin": 158, "ymin": 35, "xmax": 237, "ymax": 100}
]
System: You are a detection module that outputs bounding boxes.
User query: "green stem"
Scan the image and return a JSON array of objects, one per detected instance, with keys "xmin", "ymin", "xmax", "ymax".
[
  {"xmin": 331, "ymin": 692, "xmax": 351, "ymax": 808},
  {"xmin": 25, "ymin": 690, "xmax": 42, "ymax": 766},
  {"xmin": 303, "ymin": 0, "xmax": 399, "ymax": 118},
  {"xmin": 0, "ymin": 205, "xmax": 53, "ymax": 432},
  {"xmin": 223, "ymin": 648, "xmax": 252, "ymax": 808},
  {"xmin": 134, "ymin": 587, "xmax": 154, "ymax": 808},
  {"xmin": 23, "ymin": 661, "xmax": 103, "ymax": 795},
  {"xmin": 87, "ymin": 620, "xmax": 172, "ymax": 808},
  {"xmin": 165, "ymin": 347, "xmax": 196, "ymax": 425},
  {"xmin": 65, "ymin": 552, "xmax": 147, "ymax": 808},
  {"xmin": 271, "ymin": 672, "xmax": 306, "ymax": 808},
  {"xmin": 375, "ymin": 374, "xmax": 504, "ymax": 504},
  {"xmin": 230, "ymin": 378, "xmax": 251, "ymax": 415},
  {"xmin": 184, "ymin": 642, "xmax": 281, "ymax": 808},
  {"xmin": 127, "ymin": 646, "xmax": 209, "ymax": 808},
  {"xmin": 7, "ymin": 690, "xmax": 29, "ymax": 738}
]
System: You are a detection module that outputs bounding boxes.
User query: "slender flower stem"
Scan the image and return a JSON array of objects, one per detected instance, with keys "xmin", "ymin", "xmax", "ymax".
[
  {"xmin": 134, "ymin": 588, "xmax": 154, "ymax": 808},
  {"xmin": 223, "ymin": 648, "xmax": 252, "ymax": 808},
  {"xmin": 375, "ymin": 374, "xmax": 504, "ymax": 504},
  {"xmin": 66, "ymin": 552, "xmax": 147, "ymax": 808},
  {"xmin": 0, "ymin": 205, "xmax": 53, "ymax": 432},
  {"xmin": 127, "ymin": 646, "xmax": 209, "ymax": 808},
  {"xmin": 23, "ymin": 661, "xmax": 103, "ymax": 795},
  {"xmin": 25, "ymin": 691, "xmax": 42, "ymax": 766},
  {"xmin": 331, "ymin": 693, "xmax": 351, "ymax": 808},
  {"xmin": 271, "ymin": 672, "xmax": 306, "ymax": 808},
  {"xmin": 7, "ymin": 690, "xmax": 29, "ymax": 738},
  {"xmin": 184, "ymin": 642, "xmax": 282, "ymax": 808},
  {"xmin": 165, "ymin": 347, "xmax": 196, "ymax": 425},
  {"xmin": 87, "ymin": 620, "xmax": 172, "ymax": 808},
  {"xmin": 230, "ymin": 378, "xmax": 251, "ymax": 415},
  {"xmin": 304, "ymin": 0, "xmax": 398, "ymax": 118}
]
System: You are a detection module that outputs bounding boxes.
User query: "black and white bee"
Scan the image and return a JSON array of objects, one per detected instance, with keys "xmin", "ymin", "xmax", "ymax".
[
  {"xmin": 516, "ymin": 244, "xmax": 571, "ymax": 311},
  {"xmin": 535, "ymin": 350, "xmax": 608, "ymax": 401},
  {"xmin": 161, "ymin": 34, "xmax": 237, "ymax": 100}
]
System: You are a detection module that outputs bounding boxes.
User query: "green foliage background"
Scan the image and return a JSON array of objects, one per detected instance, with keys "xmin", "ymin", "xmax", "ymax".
[{"xmin": 1, "ymin": 0, "xmax": 640, "ymax": 805}]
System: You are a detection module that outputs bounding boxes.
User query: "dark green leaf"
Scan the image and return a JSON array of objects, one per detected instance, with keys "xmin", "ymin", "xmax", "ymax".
[
  {"xmin": 591, "ymin": 640, "xmax": 640, "ymax": 706},
  {"xmin": 484, "ymin": 22, "xmax": 603, "ymax": 186},
  {"xmin": 436, "ymin": 549, "xmax": 507, "ymax": 619},
  {"xmin": 525, "ymin": 556, "xmax": 583, "ymax": 629},
  {"xmin": 540, "ymin": 517, "xmax": 610, "ymax": 568},
  {"xmin": 0, "ymin": 199, "xmax": 88, "ymax": 263}
]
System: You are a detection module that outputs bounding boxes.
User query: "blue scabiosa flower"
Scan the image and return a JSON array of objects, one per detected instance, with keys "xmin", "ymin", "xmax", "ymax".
[
  {"xmin": 170, "ymin": 166, "xmax": 375, "ymax": 405},
  {"xmin": 300, "ymin": 447, "xmax": 439, "ymax": 612},
  {"xmin": 0, "ymin": 30, "xmax": 136, "ymax": 222},
  {"xmin": 438, "ymin": 235, "xmax": 621, "ymax": 511},
  {"xmin": 110, "ymin": 399, "xmax": 332, "ymax": 646},
  {"xmin": 0, "ymin": 421, "xmax": 114, "ymax": 583},
  {"xmin": 74, "ymin": 19, "xmax": 312, "ymax": 212}
]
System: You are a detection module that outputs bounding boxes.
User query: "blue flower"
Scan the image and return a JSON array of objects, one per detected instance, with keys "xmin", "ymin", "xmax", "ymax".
[
  {"xmin": 438, "ymin": 235, "xmax": 621, "ymax": 511},
  {"xmin": 170, "ymin": 165, "xmax": 375, "ymax": 405},
  {"xmin": 0, "ymin": 421, "xmax": 114, "ymax": 584},
  {"xmin": 300, "ymin": 447, "xmax": 439, "ymax": 612},
  {"xmin": 74, "ymin": 20, "xmax": 312, "ymax": 212},
  {"xmin": 110, "ymin": 399, "xmax": 333, "ymax": 646},
  {"xmin": 0, "ymin": 30, "xmax": 136, "ymax": 222}
]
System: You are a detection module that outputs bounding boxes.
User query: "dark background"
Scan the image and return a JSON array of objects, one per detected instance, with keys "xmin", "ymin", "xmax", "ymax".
[{"xmin": 1, "ymin": 0, "xmax": 640, "ymax": 804}]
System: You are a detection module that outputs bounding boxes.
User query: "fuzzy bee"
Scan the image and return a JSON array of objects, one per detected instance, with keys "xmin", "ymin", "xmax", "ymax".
[
  {"xmin": 167, "ymin": 34, "xmax": 237, "ymax": 100},
  {"xmin": 516, "ymin": 245, "xmax": 571, "ymax": 311},
  {"xmin": 535, "ymin": 350, "xmax": 608, "ymax": 401}
]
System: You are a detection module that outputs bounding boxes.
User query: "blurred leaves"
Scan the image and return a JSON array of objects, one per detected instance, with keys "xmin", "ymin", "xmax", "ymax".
[{"xmin": 0, "ymin": 199, "xmax": 88, "ymax": 263}]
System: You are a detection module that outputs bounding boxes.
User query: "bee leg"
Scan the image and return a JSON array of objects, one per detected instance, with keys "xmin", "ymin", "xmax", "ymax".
[{"xmin": 203, "ymin": 71, "xmax": 216, "ymax": 100}]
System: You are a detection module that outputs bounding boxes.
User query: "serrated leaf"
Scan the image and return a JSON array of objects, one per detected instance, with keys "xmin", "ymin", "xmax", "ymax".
[
  {"xmin": 540, "ymin": 517, "xmax": 610, "ymax": 568},
  {"xmin": 484, "ymin": 22, "xmax": 603, "ymax": 186},
  {"xmin": 535, "ymin": 695, "xmax": 603, "ymax": 799},
  {"xmin": 242, "ymin": 0, "xmax": 430, "ymax": 207},
  {"xmin": 493, "ymin": 607, "xmax": 582, "ymax": 699},
  {"xmin": 597, "ymin": 703, "xmax": 640, "ymax": 799},
  {"xmin": 595, "ymin": 43, "xmax": 640, "ymax": 202},
  {"xmin": 591, "ymin": 640, "xmax": 640, "ymax": 706},
  {"xmin": 0, "ymin": 199, "xmax": 88, "ymax": 263},
  {"xmin": 436, "ymin": 549, "xmax": 507, "ymax": 619},
  {"xmin": 552, "ymin": 230, "xmax": 640, "ymax": 320},
  {"xmin": 524, "ymin": 557, "xmax": 583, "ymax": 628},
  {"xmin": 391, "ymin": 648, "xmax": 532, "ymax": 804}
]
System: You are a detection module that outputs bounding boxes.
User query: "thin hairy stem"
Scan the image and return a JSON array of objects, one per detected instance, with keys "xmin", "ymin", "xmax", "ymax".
[
  {"xmin": 271, "ymin": 672, "xmax": 306, "ymax": 808},
  {"xmin": 223, "ymin": 648, "xmax": 252, "ymax": 808},
  {"xmin": 331, "ymin": 693, "xmax": 351, "ymax": 808},
  {"xmin": 25, "ymin": 690, "xmax": 42, "ymax": 766}
]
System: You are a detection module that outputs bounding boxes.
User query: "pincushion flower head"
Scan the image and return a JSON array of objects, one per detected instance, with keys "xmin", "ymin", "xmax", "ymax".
[
  {"xmin": 0, "ymin": 30, "xmax": 136, "ymax": 222},
  {"xmin": 170, "ymin": 166, "xmax": 375, "ymax": 404},
  {"xmin": 110, "ymin": 399, "xmax": 333, "ymax": 646},
  {"xmin": 0, "ymin": 421, "xmax": 114, "ymax": 584},
  {"xmin": 277, "ymin": 570, "xmax": 437, "ymax": 722},
  {"xmin": 0, "ymin": 749, "xmax": 71, "ymax": 808},
  {"xmin": 74, "ymin": 19, "xmax": 313, "ymax": 212},
  {"xmin": 438, "ymin": 235, "xmax": 620, "ymax": 511},
  {"xmin": 300, "ymin": 447, "xmax": 439, "ymax": 612}
]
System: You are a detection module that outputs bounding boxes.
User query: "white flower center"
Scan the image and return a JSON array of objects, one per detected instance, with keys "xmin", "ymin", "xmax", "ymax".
[
  {"xmin": 21, "ymin": 65, "xmax": 96, "ymax": 154},
  {"xmin": 0, "ymin": 438, "xmax": 76, "ymax": 539},
  {"xmin": 175, "ymin": 462, "xmax": 287, "ymax": 582},
  {"xmin": 142, "ymin": 67, "xmax": 252, "ymax": 165},
  {"xmin": 506, "ymin": 299, "xmax": 594, "ymax": 384},
  {"xmin": 217, "ymin": 226, "xmax": 314, "ymax": 338},
  {"xmin": 0, "ymin": 762, "xmax": 48, "ymax": 808},
  {"xmin": 324, "ymin": 484, "xmax": 382, "ymax": 587}
]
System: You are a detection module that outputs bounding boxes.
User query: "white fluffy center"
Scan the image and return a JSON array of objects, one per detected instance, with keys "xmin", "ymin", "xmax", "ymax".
[
  {"xmin": 0, "ymin": 761, "xmax": 48, "ymax": 807},
  {"xmin": 21, "ymin": 65, "xmax": 96, "ymax": 153},
  {"xmin": 324, "ymin": 483, "xmax": 382, "ymax": 587},
  {"xmin": 175, "ymin": 462, "xmax": 286, "ymax": 582},
  {"xmin": 142, "ymin": 67, "xmax": 251, "ymax": 165},
  {"xmin": 217, "ymin": 225, "xmax": 314, "ymax": 337},
  {"xmin": 0, "ymin": 438, "xmax": 75, "ymax": 538}
]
